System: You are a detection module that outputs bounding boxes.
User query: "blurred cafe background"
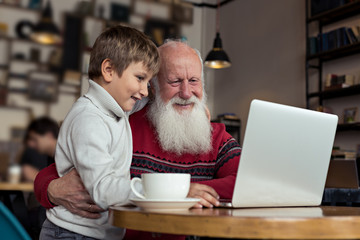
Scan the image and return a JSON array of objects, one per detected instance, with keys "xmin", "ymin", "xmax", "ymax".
[
  {"xmin": 1, "ymin": 0, "xmax": 360, "ymax": 238},
  {"xmin": 0, "ymin": 0, "xmax": 210, "ymax": 181}
]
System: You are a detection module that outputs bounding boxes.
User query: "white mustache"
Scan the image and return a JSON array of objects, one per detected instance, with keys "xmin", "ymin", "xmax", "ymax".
[{"xmin": 171, "ymin": 96, "xmax": 198, "ymax": 105}]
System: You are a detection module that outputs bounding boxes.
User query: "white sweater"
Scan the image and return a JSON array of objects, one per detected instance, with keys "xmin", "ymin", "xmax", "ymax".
[{"xmin": 47, "ymin": 80, "xmax": 145, "ymax": 239}]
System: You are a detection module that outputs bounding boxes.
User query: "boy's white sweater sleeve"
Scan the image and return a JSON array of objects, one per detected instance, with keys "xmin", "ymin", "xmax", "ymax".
[{"xmin": 66, "ymin": 115, "xmax": 132, "ymax": 210}]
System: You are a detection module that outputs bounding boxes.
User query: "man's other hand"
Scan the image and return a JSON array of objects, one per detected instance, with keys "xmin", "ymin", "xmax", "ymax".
[{"xmin": 187, "ymin": 183, "xmax": 220, "ymax": 208}]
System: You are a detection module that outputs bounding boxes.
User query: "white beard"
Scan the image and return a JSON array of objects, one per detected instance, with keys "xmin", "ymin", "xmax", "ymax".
[{"xmin": 147, "ymin": 94, "xmax": 213, "ymax": 155}]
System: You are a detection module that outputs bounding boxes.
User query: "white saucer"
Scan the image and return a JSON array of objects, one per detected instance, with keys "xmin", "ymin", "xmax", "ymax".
[{"xmin": 130, "ymin": 198, "xmax": 200, "ymax": 211}]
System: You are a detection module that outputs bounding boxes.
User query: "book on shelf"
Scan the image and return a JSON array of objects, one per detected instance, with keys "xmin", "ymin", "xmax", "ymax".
[
  {"xmin": 324, "ymin": 73, "xmax": 356, "ymax": 90},
  {"xmin": 319, "ymin": 27, "xmax": 351, "ymax": 51},
  {"xmin": 307, "ymin": 37, "xmax": 318, "ymax": 55},
  {"xmin": 213, "ymin": 113, "xmax": 241, "ymax": 128},
  {"xmin": 346, "ymin": 27, "xmax": 358, "ymax": 44},
  {"xmin": 331, "ymin": 148, "xmax": 357, "ymax": 160},
  {"xmin": 217, "ymin": 113, "xmax": 240, "ymax": 121},
  {"xmin": 351, "ymin": 25, "xmax": 360, "ymax": 40},
  {"xmin": 307, "ymin": 26, "xmax": 359, "ymax": 55}
]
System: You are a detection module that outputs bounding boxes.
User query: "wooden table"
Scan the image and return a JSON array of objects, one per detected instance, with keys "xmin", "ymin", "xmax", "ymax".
[
  {"xmin": 109, "ymin": 206, "xmax": 360, "ymax": 239},
  {"xmin": 0, "ymin": 182, "xmax": 34, "ymax": 191}
]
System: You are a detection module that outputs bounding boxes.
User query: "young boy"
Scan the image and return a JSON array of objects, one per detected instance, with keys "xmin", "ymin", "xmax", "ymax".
[{"xmin": 40, "ymin": 25, "xmax": 159, "ymax": 239}]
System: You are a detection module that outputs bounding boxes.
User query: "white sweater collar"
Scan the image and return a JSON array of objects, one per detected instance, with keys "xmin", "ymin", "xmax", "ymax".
[{"xmin": 85, "ymin": 80, "xmax": 126, "ymax": 119}]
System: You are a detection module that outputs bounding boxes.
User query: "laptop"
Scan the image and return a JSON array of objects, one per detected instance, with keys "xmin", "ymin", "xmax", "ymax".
[{"xmin": 220, "ymin": 99, "xmax": 338, "ymax": 208}]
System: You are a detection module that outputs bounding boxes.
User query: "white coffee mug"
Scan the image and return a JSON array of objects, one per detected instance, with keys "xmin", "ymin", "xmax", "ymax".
[
  {"xmin": 130, "ymin": 173, "xmax": 190, "ymax": 200},
  {"xmin": 7, "ymin": 164, "xmax": 21, "ymax": 184}
]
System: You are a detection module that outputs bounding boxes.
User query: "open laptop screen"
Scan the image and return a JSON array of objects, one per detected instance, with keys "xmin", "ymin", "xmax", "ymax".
[{"xmin": 229, "ymin": 99, "xmax": 338, "ymax": 208}]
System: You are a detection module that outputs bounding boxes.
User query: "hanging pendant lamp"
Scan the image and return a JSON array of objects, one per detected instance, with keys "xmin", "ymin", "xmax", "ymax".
[
  {"xmin": 30, "ymin": 0, "xmax": 61, "ymax": 45},
  {"xmin": 204, "ymin": 0, "xmax": 231, "ymax": 69}
]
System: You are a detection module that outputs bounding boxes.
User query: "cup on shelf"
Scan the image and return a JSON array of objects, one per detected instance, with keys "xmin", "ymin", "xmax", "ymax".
[
  {"xmin": 130, "ymin": 173, "xmax": 191, "ymax": 200},
  {"xmin": 7, "ymin": 164, "xmax": 21, "ymax": 184}
]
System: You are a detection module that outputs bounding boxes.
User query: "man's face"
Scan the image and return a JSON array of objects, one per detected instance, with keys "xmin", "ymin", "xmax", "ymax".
[
  {"xmin": 156, "ymin": 49, "xmax": 203, "ymax": 113},
  {"xmin": 147, "ymin": 43, "xmax": 212, "ymax": 155},
  {"xmin": 28, "ymin": 131, "xmax": 52, "ymax": 155}
]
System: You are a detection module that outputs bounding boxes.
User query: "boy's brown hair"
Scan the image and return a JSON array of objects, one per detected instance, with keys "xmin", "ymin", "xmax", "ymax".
[{"xmin": 88, "ymin": 25, "xmax": 160, "ymax": 80}]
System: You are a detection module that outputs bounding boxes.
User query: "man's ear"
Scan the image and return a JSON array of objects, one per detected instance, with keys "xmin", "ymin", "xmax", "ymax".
[{"xmin": 101, "ymin": 58, "xmax": 114, "ymax": 83}]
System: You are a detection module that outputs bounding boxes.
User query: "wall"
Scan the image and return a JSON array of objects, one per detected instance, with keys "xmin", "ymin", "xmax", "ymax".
[
  {"xmin": 207, "ymin": 0, "xmax": 306, "ymax": 144},
  {"xmin": 201, "ymin": 4, "xmax": 216, "ymax": 118}
]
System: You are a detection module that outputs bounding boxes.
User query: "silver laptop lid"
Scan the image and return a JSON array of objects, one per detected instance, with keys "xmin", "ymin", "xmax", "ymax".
[{"xmin": 232, "ymin": 99, "xmax": 338, "ymax": 208}]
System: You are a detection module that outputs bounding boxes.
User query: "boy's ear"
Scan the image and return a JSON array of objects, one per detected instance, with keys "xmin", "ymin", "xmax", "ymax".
[{"xmin": 101, "ymin": 58, "xmax": 114, "ymax": 83}]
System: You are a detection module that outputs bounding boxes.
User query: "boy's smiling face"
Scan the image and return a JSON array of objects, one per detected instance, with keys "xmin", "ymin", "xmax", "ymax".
[{"xmin": 105, "ymin": 61, "xmax": 152, "ymax": 112}]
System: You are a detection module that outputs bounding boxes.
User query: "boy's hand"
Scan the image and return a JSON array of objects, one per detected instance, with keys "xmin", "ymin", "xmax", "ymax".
[
  {"xmin": 187, "ymin": 183, "xmax": 220, "ymax": 208},
  {"xmin": 48, "ymin": 168, "xmax": 104, "ymax": 219}
]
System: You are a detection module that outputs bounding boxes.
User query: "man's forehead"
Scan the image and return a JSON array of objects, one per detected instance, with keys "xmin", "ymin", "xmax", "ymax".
[
  {"xmin": 162, "ymin": 55, "xmax": 201, "ymax": 75},
  {"xmin": 164, "ymin": 67, "xmax": 201, "ymax": 82}
]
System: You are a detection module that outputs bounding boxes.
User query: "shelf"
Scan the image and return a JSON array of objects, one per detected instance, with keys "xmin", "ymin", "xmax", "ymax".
[
  {"xmin": 308, "ymin": 84, "xmax": 360, "ymax": 99},
  {"xmin": 10, "ymin": 59, "xmax": 50, "ymax": 69},
  {"xmin": 11, "ymin": 58, "xmax": 41, "ymax": 64},
  {"xmin": 8, "ymin": 73, "xmax": 27, "ymax": 79},
  {"xmin": 307, "ymin": 42, "xmax": 360, "ymax": 62},
  {"xmin": 0, "ymin": 3, "xmax": 40, "ymax": 14},
  {"xmin": 0, "ymin": 105, "xmax": 31, "ymax": 112},
  {"xmin": 8, "ymin": 88, "xmax": 27, "ymax": 94},
  {"xmin": 306, "ymin": 0, "xmax": 360, "ymax": 139},
  {"xmin": 308, "ymin": 1, "xmax": 360, "ymax": 25},
  {"xmin": 337, "ymin": 123, "xmax": 360, "ymax": 131}
]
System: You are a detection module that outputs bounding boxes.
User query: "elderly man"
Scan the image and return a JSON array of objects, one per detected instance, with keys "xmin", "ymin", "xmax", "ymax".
[{"xmin": 34, "ymin": 41, "xmax": 241, "ymax": 240}]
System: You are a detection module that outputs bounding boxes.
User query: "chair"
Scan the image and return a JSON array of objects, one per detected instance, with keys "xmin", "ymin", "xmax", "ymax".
[{"xmin": 0, "ymin": 201, "xmax": 31, "ymax": 240}]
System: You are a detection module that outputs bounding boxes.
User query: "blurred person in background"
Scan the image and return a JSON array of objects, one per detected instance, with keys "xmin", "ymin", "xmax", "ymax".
[
  {"xmin": 20, "ymin": 116, "xmax": 59, "ymax": 239},
  {"xmin": 25, "ymin": 116, "xmax": 59, "ymax": 160},
  {"xmin": 21, "ymin": 116, "xmax": 59, "ymax": 182}
]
